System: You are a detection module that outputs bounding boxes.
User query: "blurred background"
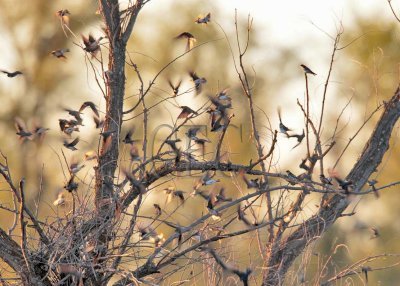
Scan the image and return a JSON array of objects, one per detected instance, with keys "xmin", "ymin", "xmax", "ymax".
[{"xmin": 0, "ymin": 0, "xmax": 400, "ymax": 285}]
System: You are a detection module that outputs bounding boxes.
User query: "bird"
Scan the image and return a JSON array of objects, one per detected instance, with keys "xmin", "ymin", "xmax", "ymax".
[
  {"xmin": 51, "ymin": 49, "xmax": 70, "ymax": 59},
  {"xmin": 129, "ymin": 144, "xmax": 141, "ymax": 161},
  {"xmin": 164, "ymin": 138, "xmax": 181, "ymax": 152},
  {"xmin": 195, "ymin": 13, "xmax": 211, "ymax": 24},
  {"xmin": 153, "ymin": 204, "xmax": 162, "ymax": 217},
  {"xmin": 216, "ymin": 187, "xmax": 232, "ymax": 203},
  {"xmin": 186, "ymin": 127, "xmax": 200, "ymax": 140},
  {"xmin": 286, "ymin": 170, "xmax": 299, "ymax": 185},
  {"xmin": 64, "ymin": 175, "xmax": 78, "ymax": 192},
  {"xmin": 368, "ymin": 179, "xmax": 379, "ymax": 198},
  {"xmin": 319, "ymin": 174, "xmax": 333, "ymax": 185},
  {"xmin": 277, "ymin": 107, "xmax": 291, "ymax": 135},
  {"xmin": 240, "ymin": 170, "xmax": 260, "ymax": 189},
  {"xmin": 63, "ymin": 137, "xmax": 80, "ymax": 151},
  {"xmin": 64, "ymin": 108, "xmax": 83, "ymax": 125},
  {"xmin": 123, "ymin": 128, "xmax": 138, "ymax": 144},
  {"xmin": 361, "ymin": 266, "xmax": 371, "ymax": 283},
  {"xmin": 333, "ymin": 176, "xmax": 353, "ymax": 194},
  {"xmin": 79, "ymin": 101, "xmax": 99, "ymax": 117},
  {"xmin": 82, "ymin": 34, "xmax": 102, "ymax": 55},
  {"xmin": 69, "ymin": 160, "xmax": 85, "ymax": 174},
  {"xmin": 237, "ymin": 206, "xmax": 255, "ymax": 227},
  {"xmin": 288, "ymin": 130, "xmax": 305, "ymax": 149},
  {"xmin": 178, "ymin": 106, "xmax": 197, "ymax": 119},
  {"xmin": 167, "ymin": 79, "xmax": 182, "ymax": 96},
  {"xmin": 53, "ymin": 193, "xmax": 65, "ymax": 206},
  {"xmin": 14, "ymin": 117, "xmax": 32, "ymax": 141},
  {"xmin": 300, "ymin": 64, "xmax": 317, "ymax": 75},
  {"xmin": 175, "ymin": 32, "xmax": 196, "ymax": 52},
  {"xmin": 1, "ymin": 70, "xmax": 23, "ymax": 77},
  {"xmin": 189, "ymin": 71, "xmax": 207, "ymax": 95}
]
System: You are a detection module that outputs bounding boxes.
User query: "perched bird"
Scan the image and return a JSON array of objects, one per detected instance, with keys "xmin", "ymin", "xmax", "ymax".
[
  {"xmin": 63, "ymin": 137, "xmax": 79, "ymax": 151},
  {"xmin": 69, "ymin": 160, "xmax": 85, "ymax": 174},
  {"xmin": 286, "ymin": 170, "xmax": 299, "ymax": 185},
  {"xmin": 79, "ymin": 101, "xmax": 99, "ymax": 117},
  {"xmin": 56, "ymin": 9, "xmax": 70, "ymax": 17},
  {"xmin": 168, "ymin": 78, "xmax": 182, "ymax": 96},
  {"xmin": 278, "ymin": 107, "xmax": 291, "ymax": 135},
  {"xmin": 189, "ymin": 71, "xmax": 207, "ymax": 95},
  {"xmin": 195, "ymin": 13, "xmax": 211, "ymax": 24},
  {"xmin": 51, "ymin": 49, "xmax": 70, "ymax": 59},
  {"xmin": 178, "ymin": 106, "xmax": 197, "ymax": 119},
  {"xmin": 368, "ymin": 179, "xmax": 379, "ymax": 198},
  {"xmin": 14, "ymin": 117, "xmax": 32, "ymax": 141},
  {"xmin": 82, "ymin": 34, "xmax": 102, "ymax": 55},
  {"xmin": 319, "ymin": 174, "xmax": 333, "ymax": 185},
  {"xmin": 288, "ymin": 130, "xmax": 305, "ymax": 149},
  {"xmin": 175, "ymin": 32, "xmax": 196, "ymax": 52},
  {"xmin": 300, "ymin": 64, "xmax": 317, "ymax": 75},
  {"xmin": 361, "ymin": 266, "xmax": 371, "ymax": 283},
  {"xmin": 1, "ymin": 70, "xmax": 23, "ymax": 77}
]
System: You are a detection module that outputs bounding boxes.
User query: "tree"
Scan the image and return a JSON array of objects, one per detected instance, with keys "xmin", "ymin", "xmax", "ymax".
[{"xmin": 0, "ymin": 1, "xmax": 399, "ymax": 285}]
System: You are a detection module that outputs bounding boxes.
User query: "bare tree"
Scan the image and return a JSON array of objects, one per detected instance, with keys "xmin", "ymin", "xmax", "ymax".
[{"xmin": 0, "ymin": 1, "xmax": 399, "ymax": 285}]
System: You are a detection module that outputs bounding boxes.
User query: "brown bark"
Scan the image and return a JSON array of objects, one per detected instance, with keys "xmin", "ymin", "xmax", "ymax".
[{"xmin": 262, "ymin": 87, "xmax": 400, "ymax": 285}]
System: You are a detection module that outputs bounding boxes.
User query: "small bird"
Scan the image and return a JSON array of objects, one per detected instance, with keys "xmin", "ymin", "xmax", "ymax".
[
  {"xmin": 64, "ymin": 175, "xmax": 78, "ymax": 192},
  {"xmin": 175, "ymin": 32, "xmax": 196, "ymax": 52},
  {"xmin": 186, "ymin": 127, "xmax": 200, "ymax": 140},
  {"xmin": 14, "ymin": 117, "xmax": 32, "ymax": 141},
  {"xmin": 368, "ymin": 179, "xmax": 379, "ymax": 198},
  {"xmin": 93, "ymin": 115, "xmax": 104, "ymax": 129},
  {"xmin": 199, "ymin": 171, "xmax": 220, "ymax": 187},
  {"xmin": 63, "ymin": 137, "xmax": 79, "ymax": 151},
  {"xmin": 173, "ymin": 190, "xmax": 185, "ymax": 204},
  {"xmin": 79, "ymin": 101, "xmax": 99, "ymax": 117},
  {"xmin": 361, "ymin": 266, "xmax": 371, "ymax": 283},
  {"xmin": 240, "ymin": 170, "xmax": 260, "ymax": 189},
  {"xmin": 288, "ymin": 130, "xmax": 305, "ymax": 149},
  {"xmin": 53, "ymin": 193, "xmax": 65, "ymax": 206},
  {"xmin": 195, "ymin": 13, "xmax": 211, "ymax": 25},
  {"xmin": 370, "ymin": 227, "xmax": 380, "ymax": 239},
  {"xmin": 189, "ymin": 71, "xmax": 207, "ymax": 95},
  {"xmin": 168, "ymin": 79, "xmax": 182, "ymax": 96},
  {"xmin": 277, "ymin": 107, "xmax": 291, "ymax": 135},
  {"xmin": 178, "ymin": 106, "xmax": 197, "ymax": 119},
  {"xmin": 153, "ymin": 204, "xmax": 162, "ymax": 217},
  {"xmin": 216, "ymin": 187, "xmax": 232, "ymax": 203},
  {"xmin": 286, "ymin": 170, "xmax": 299, "ymax": 185},
  {"xmin": 300, "ymin": 64, "xmax": 316, "ymax": 76},
  {"xmin": 69, "ymin": 158, "xmax": 85, "ymax": 174},
  {"xmin": 82, "ymin": 34, "xmax": 102, "ymax": 55},
  {"xmin": 237, "ymin": 206, "xmax": 254, "ymax": 227},
  {"xmin": 319, "ymin": 174, "xmax": 333, "ymax": 185},
  {"xmin": 333, "ymin": 176, "xmax": 353, "ymax": 194},
  {"xmin": 64, "ymin": 108, "xmax": 83, "ymax": 125},
  {"xmin": 1, "ymin": 70, "xmax": 23, "ymax": 77},
  {"xmin": 51, "ymin": 49, "xmax": 70, "ymax": 59},
  {"xmin": 123, "ymin": 128, "xmax": 138, "ymax": 144},
  {"xmin": 129, "ymin": 144, "xmax": 141, "ymax": 161}
]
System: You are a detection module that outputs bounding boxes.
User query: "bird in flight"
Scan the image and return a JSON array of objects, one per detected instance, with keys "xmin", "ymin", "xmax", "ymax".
[
  {"xmin": 1, "ymin": 70, "xmax": 23, "ymax": 78},
  {"xmin": 175, "ymin": 32, "xmax": 196, "ymax": 52}
]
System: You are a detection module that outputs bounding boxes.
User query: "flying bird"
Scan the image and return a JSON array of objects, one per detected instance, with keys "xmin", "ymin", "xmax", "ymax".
[
  {"xmin": 82, "ymin": 34, "xmax": 102, "ymax": 55},
  {"xmin": 14, "ymin": 117, "xmax": 32, "ymax": 141},
  {"xmin": 195, "ymin": 13, "xmax": 211, "ymax": 25},
  {"xmin": 288, "ymin": 129, "xmax": 305, "ymax": 149},
  {"xmin": 1, "ymin": 70, "xmax": 23, "ymax": 77},
  {"xmin": 189, "ymin": 71, "xmax": 207, "ymax": 95},
  {"xmin": 300, "ymin": 64, "xmax": 316, "ymax": 75},
  {"xmin": 51, "ymin": 49, "xmax": 70, "ymax": 59},
  {"xmin": 63, "ymin": 137, "xmax": 80, "ymax": 151},
  {"xmin": 277, "ymin": 107, "xmax": 291, "ymax": 135},
  {"xmin": 168, "ymin": 78, "xmax": 182, "ymax": 96},
  {"xmin": 175, "ymin": 32, "xmax": 196, "ymax": 52},
  {"xmin": 79, "ymin": 101, "xmax": 99, "ymax": 117}
]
